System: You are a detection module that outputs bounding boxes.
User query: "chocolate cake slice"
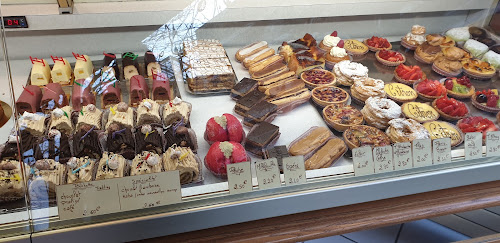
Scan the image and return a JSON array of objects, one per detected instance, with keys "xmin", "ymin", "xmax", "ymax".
[
  {"xmin": 231, "ymin": 78, "xmax": 258, "ymax": 100},
  {"xmin": 72, "ymin": 80, "xmax": 96, "ymax": 111},
  {"xmin": 73, "ymin": 124, "xmax": 102, "ymax": 159},
  {"xmin": 106, "ymin": 123, "xmax": 135, "ymax": 160},
  {"xmin": 245, "ymin": 121, "xmax": 280, "ymax": 157},
  {"xmin": 130, "ymin": 75, "xmax": 149, "ymax": 106},
  {"xmin": 1, "ymin": 130, "xmax": 37, "ymax": 165},
  {"xmin": 234, "ymin": 90, "xmax": 266, "ymax": 116},
  {"xmin": 34, "ymin": 129, "xmax": 72, "ymax": 164},
  {"xmin": 135, "ymin": 124, "xmax": 163, "ymax": 154},
  {"xmin": 16, "ymin": 85, "xmax": 42, "ymax": 114},
  {"xmin": 40, "ymin": 83, "xmax": 69, "ymax": 113}
]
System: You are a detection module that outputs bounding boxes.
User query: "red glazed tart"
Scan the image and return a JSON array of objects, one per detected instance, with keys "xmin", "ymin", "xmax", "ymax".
[
  {"xmin": 394, "ymin": 64, "xmax": 426, "ymax": 85},
  {"xmin": 432, "ymin": 96, "xmax": 469, "ymax": 121},
  {"xmin": 414, "ymin": 79, "xmax": 447, "ymax": 101},
  {"xmin": 457, "ymin": 116, "xmax": 498, "ymax": 140},
  {"xmin": 311, "ymin": 86, "xmax": 349, "ymax": 107},
  {"xmin": 376, "ymin": 50, "xmax": 406, "ymax": 66},
  {"xmin": 364, "ymin": 36, "xmax": 392, "ymax": 52},
  {"xmin": 300, "ymin": 69, "xmax": 336, "ymax": 89}
]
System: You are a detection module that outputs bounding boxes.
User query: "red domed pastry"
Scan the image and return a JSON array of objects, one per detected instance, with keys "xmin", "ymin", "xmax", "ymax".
[
  {"xmin": 204, "ymin": 113, "xmax": 244, "ymax": 144},
  {"xmin": 204, "ymin": 141, "xmax": 248, "ymax": 178}
]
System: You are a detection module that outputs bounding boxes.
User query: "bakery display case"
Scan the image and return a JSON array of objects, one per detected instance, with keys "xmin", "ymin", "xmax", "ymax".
[{"xmin": 1, "ymin": 0, "xmax": 500, "ymax": 241}]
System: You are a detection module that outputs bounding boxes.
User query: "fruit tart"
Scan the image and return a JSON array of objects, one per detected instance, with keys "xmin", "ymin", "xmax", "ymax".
[
  {"xmin": 442, "ymin": 76, "xmax": 474, "ymax": 99},
  {"xmin": 312, "ymin": 86, "xmax": 349, "ymax": 107},
  {"xmin": 343, "ymin": 125, "xmax": 392, "ymax": 150},
  {"xmin": 432, "ymin": 96, "xmax": 469, "ymax": 121},
  {"xmin": 457, "ymin": 116, "xmax": 498, "ymax": 141},
  {"xmin": 394, "ymin": 64, "xmax": 426, "ymax": 85},
  {"xmin": 322, "ymin": 104, "xmax": 364, "ymax": 132},
  {"xmin": 414, "ymin": 79, "xmax": 447, "ymax": 101},
  {"xmin": 462, "ymin": 58, "xmax": 496, "ymax": 80},
  {"xmin": 364, "ymin": 36, "xmax": 392, "ymax": 52},
  {"xmin": 472, "ymin": 89, "xmax": 500, "ymax": 113},
  {"xmin": 375, "ymin": 50, "xmax": 406, "ymax": 66},
  {"xmin": 300, "ymin": 68, "xmax": 336, "ymax": 89}
]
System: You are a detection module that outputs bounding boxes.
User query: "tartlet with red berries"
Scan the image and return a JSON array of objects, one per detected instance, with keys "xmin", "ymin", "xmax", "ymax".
[
  {"xmin": 432, "ymin": 96, "xmax": 469, "ymax": 121},
  {"xmin": 414, "ymin": 79, "xmax": 447, "ymax": 101},
  {"xmin": 364, "ymin": 36, "xmax": 392, "ymax": 52},
  {"xmin": 457, "ymin": 116, "xmax": 498, "ymax": 142},
  {"xmin": 394, "ymin": 64, "xmax": 426, "ymax": 85},
  {"xmin": 442, "ymin": 76, "xmax": 475, "ymax": 99},
  {"xmin": 472, "ymin": 89, "xmax": 500, "ymax": 113},
  {"xmin": 375, "ymin": 50, "xmax": 406, "ymax": 66}
]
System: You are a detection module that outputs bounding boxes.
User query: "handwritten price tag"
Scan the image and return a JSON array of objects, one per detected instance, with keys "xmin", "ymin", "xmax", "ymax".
[
  {"xmin": 412, "ymin": 139, "xmax": 432, "ymax": 168},
  {"xmin": 433, "ymin": 138, "xmax": 451, "ymax": 164},
  {"xmin": 283, "ymin": 156, "xmax": 306, "ymax": 186},
  {"xmin": 352, "ymin": 146, "xmax": 374, "ymax": 176},
  {"xmin": 393, "ymin": 142, "xmax": 412, "ymax": 171},
  {"xmin": 373, "ymin": 145, "xmax": 394, "ymax": 173},
  {"xmin": 255, "ymin": 158, "xmax": 281, "ymax": 190},
  {"xmin": 227, "ymin": 162, "xmax": 252, "ymax": 194},
  {"xmin": 486, "ymin": 131, "xmax": 500, "ymax": 157},
  {"xmin": 465, "ymin": 132, "xmax": 482, "ymax": 160}
]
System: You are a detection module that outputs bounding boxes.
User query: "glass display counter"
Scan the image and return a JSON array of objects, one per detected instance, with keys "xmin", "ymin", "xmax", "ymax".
[{"xmin": 1, "ymin": 0, "xmax": 500, "ymax": 241}]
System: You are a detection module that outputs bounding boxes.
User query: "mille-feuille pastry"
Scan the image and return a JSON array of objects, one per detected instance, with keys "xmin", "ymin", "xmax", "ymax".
[
  {"xmin": 135, "ymin": 124, "xmax": 164, "ymax": 155},
  {"xmin": 16, "ymin": 85, "xmax": 42, "ymax": 114},
  {"xmin": 401, "ymin": 25, "xmax": 426, "ymax": 50},
  {"xmin": 41, "ymin": 83, "xmax": 69, "ymax": 113},
  {"xmin": 343, "ymin": 125, "xmax": 392, "ymax": 150},
  {"xmin": 257, "ymin": 71, "xmax": 295, "ymax": 91},
  {"xmin": 423, "ymin": 121, "xmax": 464, "ymax": 147},
  {"xmin": 0, "ymin": 160, "xmax": 26, "ymax": 202},
  {"xmin": 361, "ymin": 97, "xmax": 401, "ymax": 129},
  {"xmin": 48, "ymin": 106, "xmax": 73, "ymax": 135},
  {"xmin": 288, "ymin": 126, "xmax": 331, "ymax": 156},
  {"xmin": 50, "ymin": 56, "xmax": 72, "ymax": 85},
  {"xmin": 164, "ymin": 120, "xmax": 198, "ymax": 152},
  {"xmin": 234, "ymin": 90, "xmax": 267, "ymax": 116},
  {"xmin": 243, "ymin": 47, "xmax": 275, "ymax": 68},
  {"xmin": 73, "ymin": 53, "xmax": 94, "ymax": 80},
  {"xmin": 262, "ymin": 78, "xmax": 305, "ymax": 98},
  {"xmin": 333, "ymin": 60, "xmax": 368, "ymax": 86},
  {"xmin": 243, "ymin": 100, "xmax": 278, "ymax": 127},
  {"xmin": 101, "ymin": 84, "xmax": 122, "ymax": 109},
  {"xmin": 66, "ymin": 157, "xmax": 97, "ymax": 184},
  {"xmin": 323, "ymin": 104, "xmax": 364, "ymax": 132},
  {"xmin": 136, "ymin": 99, "xmax": 161, "ymax": 126},
  {"xmin": 245, "ymin": 121, "xmax": 280, "ymax": 158},
  {"xmin": 311, "ymin": 86, "xmax": 349, "ymax": 107},
  {"xmin": 30, "ymin": 57, "xmax": 51, "ymax": 86},
  {"xmin": 72, "ymin": 80, "xmax": 96, "ymax": 111},
  {"xmin": 163, "ymin": 146, "xmax": 200, "ymax": 184},
  {"xmin": 130, "ymin": 151, "xmax": 163, "ymax": 176},
  {"xmin": 130, "ymin": 75, "xmax": 149, "ymax": 106},
  {"xmin": 17, "ymin": 112, "xmax": 46, "ymax": 137},
  {"xmin": 95, "ymin": 152, "xmax": 129, "ymax": 180},
  {"xmin": 236, "ymin": 41, "xmax": 268, "ymax": 62},
  {"xmin": 28, "ymin": 159, "xmax": 65, "ymax": 200},
  {"xmin": 305, "ymin": 138, "xmax": 347, "ymax": 170},
  {"xmin": 384, "ymin": 83, "xmax": 417, "ymax": 103},
  {"xmin": 34, "ymin": 129, "xmax": 72, "ymax": 163},
  {"xmin": 145, "ymin": 50, "xmax": 161, "ymax": 78},
  {"xmin": 432, "ymin": 46, "xmax": 466, "ymax": 77},
  {"xmin": 267, "ymin": 88, "xmax": 311, "ymax": 112},
  {"xmin": 386, "ymin": 118, "xmax": 430, "ymax": 143},
  {"xmin": 122, "ymin": 52, "xmax": 140, "ymax": 81},
  {"xmin": 350, "ymin": 77, "xmax": 386, "ymax": 104},
  {"xmin": 401, "ymin": 102, "xmax": 439, "ymax": 123},
  {"xmin": 105, "ymin": 102, "xmax": 135, "ymax": 130},
  {"xmin": 250, "ymin": 55, "xmax": 288, "ymax": 80},
  {"xmin": 162, "ymin": 97, "xmax": 192, "ymax": 127},
  {"xmin": 231, "ymin": 78, "xmax": 258, "ymax": 100},
  {"xmin": 300, "ymin": 69, "xmax": 336, "ymax": 89}
]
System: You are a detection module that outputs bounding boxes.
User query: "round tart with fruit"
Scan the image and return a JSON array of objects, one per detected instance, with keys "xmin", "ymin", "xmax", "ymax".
[
  {"xmin": 462, "ymin": 58, "xmax": 496, "ymax": 79},
  {"xmin": 312, "ymin": 86, "xmax": 349, "ymax": 107},
  {"xmin": 343, "ymin": 125, "xmax": 392, "ymax": 150},
  {"xmin": 384, "ymin": 83, "xmax": 417, "ymax": 103},
  {"xmin": 323, "ymin": 104, "xmax": 364, "ymax": 132},
  {"xmin": 414, "ymin": 79, "xmax": 447, "ymax": 101},
  {"xmin": 457, "ymin": 116, "xmax": 498, "ymax": 141},
  {"xmin": 386, "ymin": 118, "xmax": 430, "ymax": 143},
  {"xmin": 423, "ymin": 121, "xmax": 464, "ymax": 147},
  {"xmin": 364, "ymin": 36, "xmax": 392, "ymax": 52},
  {"xmin": 300, "ymin": 69, "xmax": 337, "ymax": 89},
  {"xmin": 375, "ymin": 50, "xmax": 406, "ymax": 66},
  {"xmin": 394, "ymin": 64, "xmax": 426, "ymax": 85},
  {"xmin": 442, "ymin": 76, "xmax": 475, "ymax": 99},
  {"xmin": 472, "ymin": 89, "xmax": 500, "ymax": 113},
  {"xmin": 401, "ymin": 102, "xmax": 440, "ymax": 123},
  {"xmin": 432, "ymin": 96, "xmax": 469, "ymax": 121}
]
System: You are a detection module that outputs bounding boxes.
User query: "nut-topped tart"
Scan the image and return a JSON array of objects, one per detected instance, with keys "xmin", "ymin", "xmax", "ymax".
[
  {"xmin": 343, "ymin": 125, "xmax": 392, "ymax": 150},
  {"xmin": 300, "ymin": 68, "xmax": 336, "ymax": 89},
  {"xmin": 322, "ymin": 104, "xmax": 364, "ymax": 132},
  {"xmin": 312, "ymin": 86, "xmax": 349, "ymax": 107}
]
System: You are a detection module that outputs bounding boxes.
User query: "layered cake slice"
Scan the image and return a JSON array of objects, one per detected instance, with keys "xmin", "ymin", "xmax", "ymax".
[
  {"xmin": 73, "ymin": 53, "xmax": 94, "ymax": 80},
  {"xmin": 122, "ymin": 52, "xmax": 140, "ymax": 81},
  {"xmin": 163, "ymin": 146, "xmax": 199, "ymax": 184},
  {"xmin": 137, "ymin": 99, "xmax": 161, "ymax": 126},
  {"xmin": 72, "ymin": 80, "xmax": 96, "ymax": 111},
  {"xmin": 245, "ymin": 121, "xmax": 280, "ymax": 157},
  {"xmin": 130, "ymin": 151, "xmax": 162, "ymax": 176},
  {"xmin": 16, "ymin": 85, "xmax": 42, "ymax": 114},
  {"xmin": 48, "ymin": 106, "xmax": 73, "ymax": 135},
  {"xmin": 66, "ymin": 157, "xmax": 97, "ymax": 184},
  {"xmin": 30, "ymin": 57, "xmax": 51, "ymax": 86},
  {"xmin": 130, "ymin": 75, "xmax": 149, "ymax": 106},
  {"xmin": 105, "ymin": 102, "xmax": 134, "ymax": 130},
  {"xmin": 50, "ymin": 56, "xmax": 72, "ymax": 85},
  {"xmin": 41, "ymin": 83, "xmax": 69, "ymax": 113},
  {"xmin": 95, "ymin": 152, "xmax": 129, "ymax": 180}
]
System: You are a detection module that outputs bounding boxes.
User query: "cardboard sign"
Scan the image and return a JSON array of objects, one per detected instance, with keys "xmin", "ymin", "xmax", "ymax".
[
  {"xmin": 433, "ymin": 138, "xmax": 452, "ymax": 164},
  {"xmin": 282, "ymin": 156, "xmax": 306, "ymax": 186},
  {"xmin": 227, "ymin": 162, "xmax": 252, "ymax": 194},
  {"xmin": 352, "ymin": 146, "xmax": 374, "ymax": 176},
  {"xmin": 412, "ymin": 139, "xmax": 432, "ymax": 168},
  {"xmin": 464, "ymin": 132, "xmax": 482, "ymax": 160},
  {"xmin": 373, "ymin": 145, "xmax": 394, "ymax": 173},
  {"xmin": 393, "ymin": 142, "xmax": 412, "ymax": 171},
  {"xmin": 486, "ymin": 131, "xmax": 500, "ymax": 157},
  {"xmin": 255, "ymin": 158, "xmax": 281, "ymax": 190}
]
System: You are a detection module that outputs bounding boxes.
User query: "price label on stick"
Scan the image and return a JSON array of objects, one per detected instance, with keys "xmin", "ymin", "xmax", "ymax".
[
  {"xmin": 486, "ymin": 131, "xmax": 500, "ymax": 157},
  {"xmin": 352, "ymin": 146, "xmax": 374, "ymax": 176},
  {"xmin": 373, "ymin": 145, "xmax": 394, "ymax": 173},
  {"xmin": 465, "ymin": 132, "xmax": 482, "ymax": 160},
  {"xmin": 433, "ymin": 138, "xmax": 452, "ymax": 164},
  {"xmin": 393, "ymin": 142, "xmax": 412, "ymax": 171},
  {"xmin": 283, "ymin": 156, "xmax": 306, "ymax": 186},
  {"xmin": 255, "ymin": 158, "xmax": 281, "ymax": 190},
  {"xmin": 227, "ymin": 162, "xmax": 252, "ymax": 194},
  {"xmin": 412, "ymin": 139, "xmax": 432, "ymax": 168}
]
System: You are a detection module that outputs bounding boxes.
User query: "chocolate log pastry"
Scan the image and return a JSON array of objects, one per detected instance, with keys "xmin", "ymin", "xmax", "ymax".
[
  {"xmin": 66, "ymin": 157, "xmax": 97, "ymax": 184},
  {"xmin": 163, "ymin": 146, "xmax": 199, "ymax": 184},
  {"xmin": 105, "ymin": 102, "xmax": 135, "ymax": 130},
  {"xmin": 49, "ymin": 106, "xmax": 73, "ymax": 135},
  {"xmin": 130, "ymin": 151, "xmax": 162, "ymax": 176},
  {"xmin": 164, "ymin": 120, "xmax": 198, "ymax": 152},
  {"xmin": 1, "ymin": 130, "xmax": 37, "ymax": 165},
  {"xmin": 16, "ymin": 85, "xmax": 42, "ymax": 114},
  {"xmin": 73, "ymin": 124, "xmax": 102, "ymax": 159},
  {"xmin": 136, "ymin": 99, "xmax": 161, "ymax": 126},
  {"xmin": 101, "ymin": 84, "xmax": 122, "ymax": 108},
  {"xmin": 76, "ymin": 104, "xmax": 103, "ymax": 130},
  {"xmin": 0, "ymin": 160, "xmax": 26, "ymax": 202},
  {"xmin": 34, "ymin": 129, "xmax": 72, "ymax": 164},
  {"xmin": 163, "ymin": 97, "xmax": 192, "ymax": 127},
  {"xmin": 95, "ymin": 152, "xmax": 128, "ymax": 180},
  {"xmin": 106, "ymin": 123, "xmax": 135, "ymax": 160},
  {"xmin": 130, "ymin": 75, "xmax": 149, "ymax": 106},
  {"xmin": 72, "ymin": 81, "xmax": 96, "ymax": 112},
  {"xmin": 135, "ymin": 124, "xmax": 163, "ymax": 154},
  {"xmin": 103, "ymin": 52, "xmax": 119, "ymax": 78},
  {"xmin": 17, "ymin": 111, "xmax": 47, "ymax": 137},
  {"xmin": 122, "ymin": 52, "xmax": 140, "ymax": 80},
  {"xmin": 28, "ymin": 159, "xmax": 65, "ymax": 201},
  {"xmin": 40, "ymin": 83, "xmax": 69, "ymax": 113},
  {"xmin": 152, "ymin": 80, "xmax": 171, "ymax": 102}
]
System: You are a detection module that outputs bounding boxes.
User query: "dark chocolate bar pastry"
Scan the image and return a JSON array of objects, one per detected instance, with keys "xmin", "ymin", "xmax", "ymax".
[
  {"xmin": 231, "ymin": 78, "xmax": 258, "ymax": 100},
  {"xmin": 243, "ymin": 100, "xmax": 277, "ymax": 127},
  {"xmin": 234, "ymin": 89, "xmax": 266, "ymax": 116}
]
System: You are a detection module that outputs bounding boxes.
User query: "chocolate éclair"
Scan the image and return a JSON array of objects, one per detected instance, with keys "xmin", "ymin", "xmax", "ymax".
[{"xmin": 250, "ymin": 56, "xmax": 288, "ymax": 79}]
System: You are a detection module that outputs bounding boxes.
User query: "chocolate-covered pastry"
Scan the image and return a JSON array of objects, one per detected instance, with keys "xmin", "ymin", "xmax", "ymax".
[
  {"xmin": 265, "ymin": 145, "xmax": 289, "ymax": 173},
  {"xmin": 245, "ymin": 121, "xmax": 280, "ymax": 157},
  {"xmin": 122, "ymin": 52, "xmax": 140, "ymax": 81},
  {"xmin": 469, "ymin": 27, "xmax": 487, "ymax": 39},
  {"xmin": 34, "ymin": 129, "xmax": 72, "ymax": 164},
  {"xmin": 130, "ymin": 75, "xmax": 149, "ymax": 106},
  {"xmin": 164, "ymin": 120, "xmax": 198, "ymax": 152},
  {"xmin": 103, "ymin": 52, "xmax": 119, "ymax": 77},
  {"xmin": 106, "ymin": 123, "xmax": 135, "ymax": 160},
  {"xmin": 72, "ymin": 80, "xmax": 96, "ymax": 111},
  {"xmin": 478, "ymin": 38, "xmax": 497, "ymax": 47},
  {"xmin": 135, "ymin": 124, "xmax": 163, "ymax": 154},
  {"xmin": 73, "ymin": 124, "xmax": 102, "ymax": 159},
  {"xmin": 101, "ymin": 84, "xmax": 121, "ymax": 108},
  {"xmin": 243, "ymin": 100, "xmax": 277, "ymax": 127},
  {"xmin": 16, "ymin": 85, "xmax": 42, "ymax": 114},
  {"xmin": 1, "ymin": 130, "xmax": 36, "ymax": 165},
  {"xmin": 152, "ymin": 80, "xmax": 171, "ymax": 102},
  {"xmin": 234, "ymin": 90, "xmax": 266, "ymax": 116},
  {"xmin": 145, "ymin": 51, "xmax": 161, "ymax": 78},
  {"xmin": 231, "ymin": 78, "xmax": 258, "ymax": 100},
  {"xmin": 41, "ymin": 83, "xmax": 69, "ymax": 113}
]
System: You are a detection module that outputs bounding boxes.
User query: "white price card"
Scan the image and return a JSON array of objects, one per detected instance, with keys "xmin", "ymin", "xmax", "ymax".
[
  {"xmin": 283, "ymin": 156, "xmax": 306, "ymax": 186},
  {"xmin": 486, "ymin": 131, "xmax": 500, "ymax": 157},
  {"xmin": 352, "ymin": 146, "xmax": 374, "ymax": 176},
  {"xmin": 412, "ymin": 139, "xmax": 432, "ymax": 168},
  {"xmin": 433, "ymin": 138, "xmax": 452, "ymax": 164},
  {"xmin": 393, "ymin": 142, "xmax": 412, "ymax": 171},
  {"xmin": 465, "ymin": 132, "xmax": 482, "ymax": 160},
  {"xmin": 227, "ymin": 162, "xmax": 252, "ymax": 194},
  {"xmin": 373, "ymin": 145, "xmax": 394, "ymax": 173},
  {"xmin": 255, "ymin": 158, "xmax": 281, "ymax": 190}
]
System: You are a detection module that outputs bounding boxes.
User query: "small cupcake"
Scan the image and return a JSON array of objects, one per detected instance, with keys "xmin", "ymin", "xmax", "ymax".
[
  {"xmin": 464, "ymin": 39, "xmax": 489, "ymax": 58},
  {"xmin": 445, "ymin": 27, "xmax": 470, "ymax": 43},
  {"xmin": 319, "ymin": 31, "xmax": 342, "ymax": 53},
  {"xmin": 401, "ymin": 25, "xmax": 426, "ymax": 50},
  {"xmin": 325, "ymin": 40, "xmax": 350, "ymax": 69}
]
